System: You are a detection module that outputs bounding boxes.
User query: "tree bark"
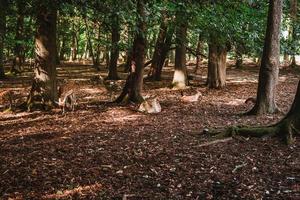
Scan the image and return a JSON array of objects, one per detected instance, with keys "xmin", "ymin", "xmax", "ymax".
[
  {"xmin": 172, "ymin": 12, "xmax": 188, "ymax": 89},
  {"xmin": 194, "ymin": 34, "xmax": 203, "ymax": 73},
  {"xmin": 27, "ymin": 3, "xmax": 57, "ymax": 109},
  {"xmin": 147, "ymin": 11, "xmax": 168, "ymax": 80},
  {"xmin": 248, "ymin": 0, "xmax": 282, "ymax": 115},
  {"xmin": 115, "ymin": 0, "xmax": 146, "ymax": 104},
  {"xmin": 107, "ymin": 16, "xmax": 120, "ymax": 80},
  {"xmin": 0, "ymin": 0, "xmax": 6, "ymax": 79},
  {"xmin": 289, "ymin": 0, "xmax": 297, "ymax": 67},
  {"xmin": 207, "ymin": 39, "xmax": 227, "ymax": 89},
  {"xmin": 69, "ymin": 23, "xmax": 78, "ymax": 61}
]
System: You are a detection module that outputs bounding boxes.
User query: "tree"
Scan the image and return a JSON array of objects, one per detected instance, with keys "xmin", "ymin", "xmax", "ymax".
[
  {"xmin": 247, "ymin": 0, "xmax": 282, "ymax": 115},
  {"xmin": 207, "ymin": 35, "xmax": 227, "ymax": 89},
  {"xmin": 289, "ymin": 0, "xmax": 298, "ymax": 67},
  {"xmin": 107, "ymin": 14, "xmax": 120, "ymax": 80},
  {"xmin": 27, "ymin": 1, "xmax": 58, "ymax": 109},
  {"xmin": 0, "ymin": 0, "xmax": 7, "ymax": 79},
  {"xmin": 115, "ymin": 0, "xmax": 146, "ymax": 103},
  {"xmin": 172, "ymin": 9, "xmax": 188, "ymax": 89},
  {"xmin": 213, "ymin": 80, "xmax": 300, "ymax": 145}
]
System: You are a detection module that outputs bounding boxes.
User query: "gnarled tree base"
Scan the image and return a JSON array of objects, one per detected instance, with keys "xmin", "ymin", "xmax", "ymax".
[{"xmin": 209, "ymin": 117, "xmax": 299, "ymax": 145}]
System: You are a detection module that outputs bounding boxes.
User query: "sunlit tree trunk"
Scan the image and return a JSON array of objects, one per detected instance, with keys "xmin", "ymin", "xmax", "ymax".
[
  {"xmin": 27, "ymin": 2, "xmax": 57, "ymax": 108},
  {"xmin": 116, "ymin": 0, "xmax": 146, "ymax": 103},
  {"xmin": 0, "ymin": 0, "xmax": 7, "ymax": 79},
  {"xmin": 172, "ymin": 11, "xmax": 188, "ymax": 89},
  {"xmin": 107, "ymin": 15, "xmax": 120, "ymax": 80},
  {"xmin": 69, "ymin": 23, "xmax": 78, "ymax": 61},
  {"xmin": 248, "ymin": 0, "xmax": 282, "ymax": 115},
  {"xmin": 207, "ymin": 36, "xmax": 227, "ymax": 89}
]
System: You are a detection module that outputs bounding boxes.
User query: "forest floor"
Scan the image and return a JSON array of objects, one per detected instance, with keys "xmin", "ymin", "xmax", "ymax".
[{"xmin": 0, "ymin": 60, "xmax": 300, "ymax": 199}]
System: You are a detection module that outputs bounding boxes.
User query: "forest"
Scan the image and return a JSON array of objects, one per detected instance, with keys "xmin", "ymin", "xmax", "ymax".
[{"xmin": 0, "ymin": 0, "xmax": 300, "ymax": 199}]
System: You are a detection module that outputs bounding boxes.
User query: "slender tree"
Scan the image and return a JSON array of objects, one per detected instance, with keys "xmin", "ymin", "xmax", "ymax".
[
  {"xmin": 247, "ymin": 0, "xmax": 282, "ymax": 115},
  {"xmin": 115, "ymin": 0, "xmax": 146, "ymax": 103},
  {"xmin": 0, "ymin": 0, "xmax": 7, "ymax": 79},
  {"xmin": 289, "ymin": 0, "xmax": 298, "ymax": 67},
  {"xmin": 27, "ymin": 1, "xmax": 58, "ymax": 109}
]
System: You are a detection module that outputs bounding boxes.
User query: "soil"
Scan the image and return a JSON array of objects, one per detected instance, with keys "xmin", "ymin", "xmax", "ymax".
[{"xmin": 0, "ymin": 60, "xmax": 299, "ymax": 199}]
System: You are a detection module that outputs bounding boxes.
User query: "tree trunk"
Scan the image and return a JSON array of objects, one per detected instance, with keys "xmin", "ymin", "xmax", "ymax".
[
  {"xmin": 172, "ymin": 12, "xmax": 188, "ymax": 89},
  {"xmin": 194, "ymin": 34, "xmax": 203, "ymax": 73},
  {"xmin": 0, "ymin": 0, "xmax": 6, "ymax": 79},
  {"xmin": 115, "ymin": 0, "xmax": 146, "ymax": 103},
  {"xmin": 147, "ymin": 11, "xmax": 168, "ymax": 80},
  {"xmin": 69, "ymin": 23, "xmax": 77, "ymax": 61},
  {"xmin": 207, "ymin": 40, "xmax": 227, "ymax": 89},
  {"xmin": 59, "ymin": 35, "xmax": 66, "ymax": 61},
  {"xmin": 27, "ymin": 3, "xmax": 57, "ymax": 110},
  {"xmin": 290, "ymin": 0, "xmax": 298, "ymax": 67},
  {"xmin": 107, "ymin": 16, "xmax": 120, "ymax": 80},
  {"xmin": 11, "ymin": 0, "xmax": 25, "ymax": 74},
  {"xmin": 248, "ymin": 0, "xmax": 282, "ymax": 115}
]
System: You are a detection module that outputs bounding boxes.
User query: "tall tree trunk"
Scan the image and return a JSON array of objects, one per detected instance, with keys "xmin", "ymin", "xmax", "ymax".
[
  {"xmin": 194, "ymin": 34, "xmax": 203, "ymax": 73},
  {"xmin": 27, "ymin": 3, "xmax": 57, "ymax": 109},
  {"xmin": 69, "ymin": 23, "xmax": 77, "ymax": 61},
  {"xmin": 172, "ymin": 12, "xmax": 188, "ymax": 89},
  {"xmin": 107, "ymin": 15, "xmax": 120, "ymax": 80},
  {"xmin": 11, "ymin": 0, "xmax": 25, "ymax": 74},
  {"xmin": 94, "ymin": 25, "xmax": 101, "ymax": 68},
  {"xmin": 147, "ymin": 10, "xmax": 168, "ymax": 80},
  {"xmin": 290, "ymin": 0, "xmax": 297, "ymax": 67},
  {"xmin": 207, "ymin": 40, "xmax": 227, "ymax": 89},
  {"xmin": 248, "ymin": 0, "xmax": 282, "ymax": 115},
  {"xmin": 59, "ymin": 35, "xmax": 66, "ymax": 61},
  {"xmin": 0, "ymin": 0, "xmax": 6, "ymax": 79},
  {"xmin": 153, "ymin": 24, "xmax": 175, "ymax": 80},
  {"xmin": 115, "ymin": 0, "xmax": 146, "ymax": 103}
]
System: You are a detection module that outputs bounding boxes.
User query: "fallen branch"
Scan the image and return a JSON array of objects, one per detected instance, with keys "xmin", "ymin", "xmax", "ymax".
[{"xmin": 198, "ymin": 137, "xmax": 233, "ymax": 147}]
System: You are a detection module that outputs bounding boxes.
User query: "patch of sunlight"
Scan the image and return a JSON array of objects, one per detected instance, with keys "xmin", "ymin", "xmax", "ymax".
[
  {"xmin": 43, "ymin": 183, "xmax": 102, "ymax": 199},
  {"xmin": 227, "ymin": 78, "xmax": 257, "ymax": 84},
  {"xmin": 114, "ymin": 114, "xmax": 142, "ymax": 122},
  {"xmin": 80, "ymin": 88, "xmax": 104, "ymax": 94},
  {"xmin": 223, "ymin": 99, "xmax": 245, "ymax": 106},
  {"xmin": 278, "ymin": 76, "xmax": 287, "ymax": 82}
]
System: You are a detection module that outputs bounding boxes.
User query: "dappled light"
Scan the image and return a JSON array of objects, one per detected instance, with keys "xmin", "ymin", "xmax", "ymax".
[{"xmin": 1, "ymin": 0, "xmax": 300, "ymax": 199}]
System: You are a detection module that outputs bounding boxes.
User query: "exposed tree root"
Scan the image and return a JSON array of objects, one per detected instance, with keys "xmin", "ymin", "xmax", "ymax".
[{"xmin": 208, "ymin": 117, "xmax": 299, "ymax": 145}]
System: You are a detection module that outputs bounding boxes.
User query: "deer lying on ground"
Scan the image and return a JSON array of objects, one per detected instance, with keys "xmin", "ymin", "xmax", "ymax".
[
  {"xmin": 138, "ymin": 97, "xmax": 161, "ymax": 114},
  {"xmin": 57, "ymin": 87, "xmax": 77, "ymax": 114},
  {"xmin": 180, "ymin": 90, "xmax": 202, "ymax": 102}
]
